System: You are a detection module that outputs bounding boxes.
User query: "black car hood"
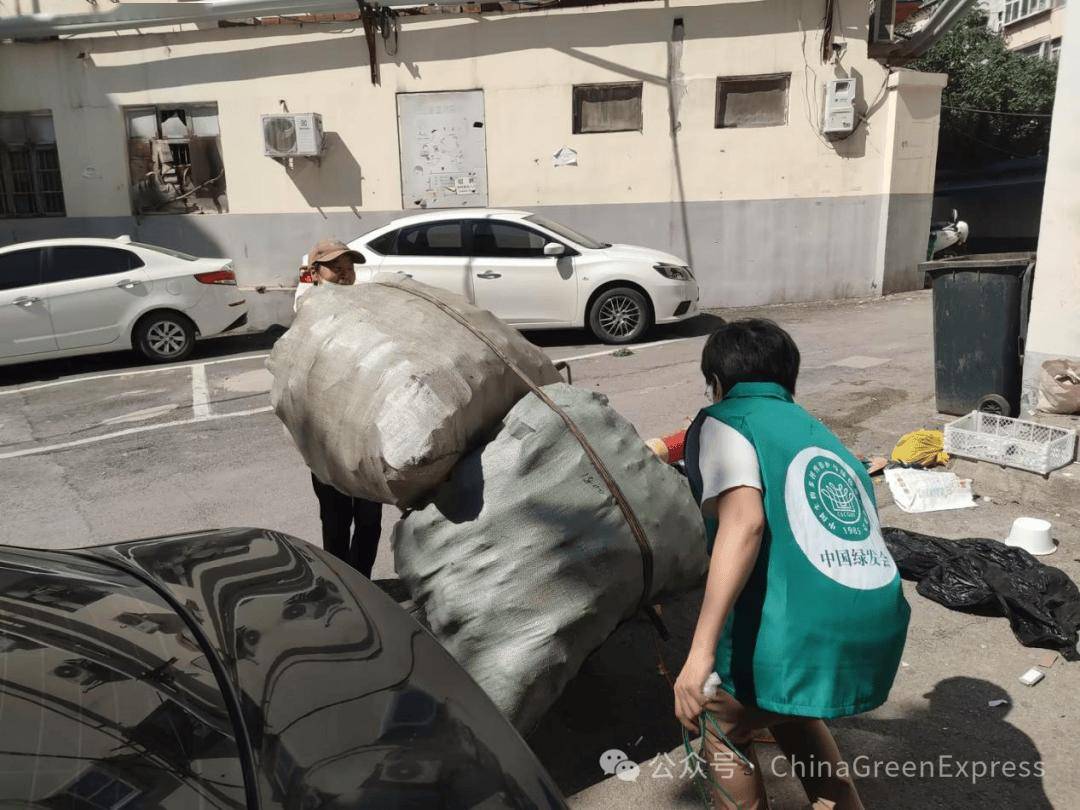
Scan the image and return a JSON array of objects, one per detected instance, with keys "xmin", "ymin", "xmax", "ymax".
[{"xmin": 0, "ymin": 529, "xmax": 566, "ymax": 810}]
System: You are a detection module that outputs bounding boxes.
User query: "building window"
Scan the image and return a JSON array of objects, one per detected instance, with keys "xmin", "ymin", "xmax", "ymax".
[
  {"xmin": 125, "ymin": 103, "xmax": 227, "ymax": 215},
  {"xmin": 0, "ymin": 112, "xmax": 65, "ymax": 218},
  {"xmin": 572, "ymin": 83, "xmax": 643, "ymax": 134},
  {"xmin": 1004, "ymin": 0, "xmax": 1052, "ymax": 25},
  {"xmin": 715, "ymin": 74, "xmax": 790, "ymax": 129},
  {"xmin": 1018, "ymin": 37, "xmax": 1063, "ymax": 59}
]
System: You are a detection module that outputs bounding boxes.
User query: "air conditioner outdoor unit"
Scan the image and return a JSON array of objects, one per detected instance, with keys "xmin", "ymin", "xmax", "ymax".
[{"xmin": 262, "ymin": 113, "xmax": 324, "ymax": 158}]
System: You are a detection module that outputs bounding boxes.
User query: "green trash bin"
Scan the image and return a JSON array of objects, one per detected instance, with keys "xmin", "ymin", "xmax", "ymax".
[{"xmin": 920, "ymin": 253, "xmax": 1035, "ymax": 418}]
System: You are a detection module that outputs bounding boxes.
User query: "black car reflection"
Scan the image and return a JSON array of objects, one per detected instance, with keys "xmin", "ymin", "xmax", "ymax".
[{"xmin": 0, "ymin": 529, "xmax": 567, "ymax": 810}]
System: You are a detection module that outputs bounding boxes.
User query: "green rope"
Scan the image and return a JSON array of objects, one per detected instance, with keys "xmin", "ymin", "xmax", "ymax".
[{"xmin": 681, "ymin": 710, "xmax": 755, "ymax": 810}]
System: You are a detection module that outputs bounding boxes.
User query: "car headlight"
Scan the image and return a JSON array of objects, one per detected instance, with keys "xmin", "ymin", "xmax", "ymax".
[{"xmin": 654, "ymin": 263, "xmax": 692, "ymax": 281}]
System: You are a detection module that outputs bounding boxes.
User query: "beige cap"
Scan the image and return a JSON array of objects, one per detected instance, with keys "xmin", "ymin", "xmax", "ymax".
[{"xmin": 308, "ymin": 238, "xmax": 364, "ymax": 266}]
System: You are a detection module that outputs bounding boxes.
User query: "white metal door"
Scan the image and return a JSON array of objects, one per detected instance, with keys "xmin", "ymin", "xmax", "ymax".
[
  {"xmin": 44, "ymin": 246, "xmax": 152, "ymax": 349},
  {"xmin": 397, "ymin": 91, "xmax": 488, "ymax": 209},
  {"xmin": 0, "ymin": 248, "xmax": 57, "ymax": 359}
]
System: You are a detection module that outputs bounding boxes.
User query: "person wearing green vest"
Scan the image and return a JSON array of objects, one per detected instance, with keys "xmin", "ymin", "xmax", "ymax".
[{"xmin": 674, "ymin": 319, "xmax": 909, "ymax": 809}]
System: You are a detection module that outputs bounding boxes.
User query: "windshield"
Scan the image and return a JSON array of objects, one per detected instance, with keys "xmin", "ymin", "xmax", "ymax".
[
  {"xmin": 129, "ymin": 241, "xmax": 199, "ymax": 261},
  {"xmin": 525, "ymin": 215, "xmax": 609, "ymax": 249}
]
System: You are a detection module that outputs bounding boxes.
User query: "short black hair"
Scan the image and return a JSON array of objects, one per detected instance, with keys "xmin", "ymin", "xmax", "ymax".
[{"xmin": 700, "ymin": 318, "xmax": 800, "ymax": 396}]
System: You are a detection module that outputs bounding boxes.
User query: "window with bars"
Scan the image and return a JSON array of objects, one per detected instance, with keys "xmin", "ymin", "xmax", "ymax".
[
  {"xmin": 0, "ymin": 113, "xmax": 66, "ymax": 218},
  {"xmin": 1017, "ymin": 36, "xmax": 1063, "ymax": 60},
  {"xmin": 124, "ymin": 103, "xmax": 227, "ymax": 215},
  {"xmin": 1004, "ymin": 0, "xmax": 1052, "ymax": 25}
]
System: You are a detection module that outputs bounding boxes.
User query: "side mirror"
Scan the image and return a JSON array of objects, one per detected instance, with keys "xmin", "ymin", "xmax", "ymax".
[{"xmin": 543, "ymin": 242, "xmax": 566, "ymax": 257}]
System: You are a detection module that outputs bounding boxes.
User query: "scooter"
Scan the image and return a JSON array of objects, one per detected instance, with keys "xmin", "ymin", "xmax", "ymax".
[{"xmin": 928, "ymin": 209, "xmax": 970, "ymax": 259}]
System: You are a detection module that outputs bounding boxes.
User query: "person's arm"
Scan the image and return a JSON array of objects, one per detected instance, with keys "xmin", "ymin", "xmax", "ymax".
[{"xmin": 674, "ymin": 485, "xmax": 765, "ymax": 732}]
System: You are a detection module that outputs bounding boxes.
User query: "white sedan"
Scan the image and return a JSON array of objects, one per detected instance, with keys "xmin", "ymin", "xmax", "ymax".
[
  {"xmin": 0, "ymin": 237, "xmax": 247, "ymax": 367},
  {"xmin": 298, "ymin": 210, "xmax": 700, "ymax": 344}
]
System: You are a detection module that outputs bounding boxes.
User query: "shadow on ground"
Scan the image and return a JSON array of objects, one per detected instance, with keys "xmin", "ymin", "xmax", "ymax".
[
  {"xmin": 524, "ymin": 313, "xmax": 725, "ymax": 349},
  {"xmin": 530, "ymin": 618, "xmax": 1052, "ymax": 810},
  {"xmin": 527, "ymin": 588, "xmax": 702, "ymax": 795},
  {"xmin": 829, "ymin": 677, "xmax": 1051, "ymax": 808},
  {"xmin": 0, "ymin": 327, "xmax": 285, "ymax": 387}
]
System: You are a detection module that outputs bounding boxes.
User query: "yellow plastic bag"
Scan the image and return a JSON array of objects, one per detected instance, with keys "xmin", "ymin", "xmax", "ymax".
[{"xmin": 891, "ymin": 429, "xmax": 949, "ymax": 468}]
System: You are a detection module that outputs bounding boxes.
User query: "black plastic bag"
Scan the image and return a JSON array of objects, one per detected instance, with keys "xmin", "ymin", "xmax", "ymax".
[{"xmin": 884, "ymin": 528, "xmax": 1080, "ymax": 660}]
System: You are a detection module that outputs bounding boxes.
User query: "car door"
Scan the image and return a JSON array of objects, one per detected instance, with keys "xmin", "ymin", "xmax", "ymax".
[
  {"xmin": 375, "ymin": 220, "xmax": 472, "ymax": 299},
  {"xmin": 0, "ymin": 247, "xmax": 58, "ymax": 360},
  {"xmin": 467, "ymin": 219, "xmax": 577, "ymax": 325},
  {"xmin": 43, "ymin": 245, "xmax": 152, "ymax": 350}
]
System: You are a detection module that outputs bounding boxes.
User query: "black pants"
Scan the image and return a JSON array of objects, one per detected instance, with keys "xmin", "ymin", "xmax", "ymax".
[{"xmin": 311, "ymin": 473, "xmax": 383, "ymax": 578}]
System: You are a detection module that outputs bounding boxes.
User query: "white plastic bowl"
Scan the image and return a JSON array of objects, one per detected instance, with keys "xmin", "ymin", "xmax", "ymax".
[{"xmin": 1005, "ymin": 517, "xmax": 1056, "ymax": 556}]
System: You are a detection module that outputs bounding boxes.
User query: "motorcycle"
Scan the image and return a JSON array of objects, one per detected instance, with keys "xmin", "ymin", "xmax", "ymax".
[{"xmin": 928, "ymin": 209, "xmax": 970, "ymax": 259}]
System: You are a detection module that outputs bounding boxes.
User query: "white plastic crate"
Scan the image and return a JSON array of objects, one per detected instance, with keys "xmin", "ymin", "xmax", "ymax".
[{"xmin": 944, "ymin": 411, "xmax": 1077, "ymax": 474}]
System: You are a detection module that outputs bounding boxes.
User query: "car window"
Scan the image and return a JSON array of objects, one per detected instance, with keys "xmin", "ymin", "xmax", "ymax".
[
  {"xmin": 0, "ymin": 248, "xmax": 44, "ymax": 291},
  {"xmin": 525, "ymin": 214, "xmax": 607, "ymax": 249},
  {"xmin": 367, "ymin": 230, "xmax": 397, "ymax": 255},
  {"xmin": 470, "ymin": 221, "xmax": 549, "ymax": 258},
  {"xmin": 45, "ymin": 246, "xmax": 145, "ymax": 282},
  {"xmin": 395, "ymin": 221, "xmax": 465, "ymax": 257}
]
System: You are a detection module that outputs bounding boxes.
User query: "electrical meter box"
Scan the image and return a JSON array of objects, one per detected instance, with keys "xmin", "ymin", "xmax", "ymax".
[{"xmin": 822, "ymin": 78, "xmax": 857, "ymax": 137}]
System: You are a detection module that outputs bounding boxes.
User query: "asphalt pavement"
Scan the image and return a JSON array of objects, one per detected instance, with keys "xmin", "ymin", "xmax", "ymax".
[{"xmin": 2, "ymin": 291, "xmax": 1078, "ymax": 809}]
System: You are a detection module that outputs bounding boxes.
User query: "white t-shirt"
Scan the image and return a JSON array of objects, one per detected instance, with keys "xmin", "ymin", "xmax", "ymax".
[{"xmin": 697, "ymin": 419, "xmax": 763, "ymax": 508}]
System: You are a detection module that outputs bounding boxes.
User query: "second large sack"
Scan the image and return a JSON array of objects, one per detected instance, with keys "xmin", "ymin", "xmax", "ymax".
[
  {"xmin": 394, "ymin": 383, "xmax": 709, "ymax": 732},
  {"xmin": 268, "ymin": 276, "xmax": 561, "ymax": 507}
]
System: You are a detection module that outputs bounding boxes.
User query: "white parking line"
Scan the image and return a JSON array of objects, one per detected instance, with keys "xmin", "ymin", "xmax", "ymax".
[
  {"xmin": 0, "ymin": 352, "xmax": 271, "ymax": 398},
  {"xmin": 0, "ymin": 406, "xmax": 275, "ymax": 461},
  {"xmin": 191, "ymin": 364, "xmax": 212, "ymax": 420},
  {"xmin": 1, "ymin": 334, "xmax": 701, "ymax": 460}
]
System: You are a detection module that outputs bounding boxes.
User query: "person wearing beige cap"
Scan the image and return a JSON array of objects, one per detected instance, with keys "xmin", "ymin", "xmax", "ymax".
[
  {"xmin": 294, "ymin": 238, "xmax": 364, "ymax": 310},
  {"xmin": 296, "ymin": 238, "xmax": 383, "ymax": 577}
]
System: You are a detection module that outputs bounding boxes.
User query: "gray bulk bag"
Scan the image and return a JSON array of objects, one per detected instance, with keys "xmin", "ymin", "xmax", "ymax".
[
  {"xmin": 393, "ymin": 383, "xmax": 709, "ymax": 732},
  {"xmin": 268, "ymin": 275, "xmax": 561, "ymax": 508}
]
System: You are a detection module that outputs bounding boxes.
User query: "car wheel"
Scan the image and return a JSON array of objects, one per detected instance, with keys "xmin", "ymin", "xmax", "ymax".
[
  {"xmin": 135, "ymin": 312, "xmax": 196, "ymax": 363},
  {"xmin": 589, "ymin": 287, "xmax": 651, "ymax": 344}
]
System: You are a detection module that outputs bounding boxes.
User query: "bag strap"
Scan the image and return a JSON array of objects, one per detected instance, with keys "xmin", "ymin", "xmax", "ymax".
[
  {"xmin": 376, "ymin": 280, "xmax": 667, "ymax": 636},
  {"xmin": 681, "ymin": 710, "xmax": 755, "ymax": 809}
]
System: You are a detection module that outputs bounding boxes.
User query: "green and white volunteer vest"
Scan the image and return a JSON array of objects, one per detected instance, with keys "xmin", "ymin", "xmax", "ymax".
[{"xmin": 686, "ymin": 382, "xmax": 909, "ymax": 718}]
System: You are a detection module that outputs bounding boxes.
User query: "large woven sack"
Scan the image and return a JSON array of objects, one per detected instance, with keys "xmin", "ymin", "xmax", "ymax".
[
  {"xmin": 1037, "ymin": 359, "xmax": 1080, "ymax": 415},
  {"xmin": 268, "ymin": 275, "xmax": 561, "ymax": 507},
  {"xmin": 394, "ymin": 383, "xmax": 709, "ymax": 732}
]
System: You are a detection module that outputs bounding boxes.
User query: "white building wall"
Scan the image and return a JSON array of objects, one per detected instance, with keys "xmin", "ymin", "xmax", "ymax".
[
  {"xmin": 1022, "ymin": 1, "xmax": 1080, "ymax": 408},
  {"xmin": 0, "ymin": 0, "xmax": 944, "ymax": 324},
  {"xmin": 1004, "ymin": 0, "xmax": 1067, "ymax": 52}
]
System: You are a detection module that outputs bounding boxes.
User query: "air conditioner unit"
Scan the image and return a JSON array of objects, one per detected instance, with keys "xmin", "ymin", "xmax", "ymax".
[
  {"xmin": 261, "ymin": 113, "xmax": 323, "ymax": 158},
  {"xmin": 822, "ymin": 77, "xmax": 857, "ymax": 137}
]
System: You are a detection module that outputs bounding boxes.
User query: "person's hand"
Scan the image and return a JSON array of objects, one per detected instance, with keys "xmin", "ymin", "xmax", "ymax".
[{"xmin": 674, "ymin": 648, "xmax": 716, "ymax": 733}]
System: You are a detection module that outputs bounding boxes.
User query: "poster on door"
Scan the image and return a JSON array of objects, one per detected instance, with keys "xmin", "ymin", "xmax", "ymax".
[{"xmin": 397, "ymin": 90, "xmax": 489, "ymax": 210}]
